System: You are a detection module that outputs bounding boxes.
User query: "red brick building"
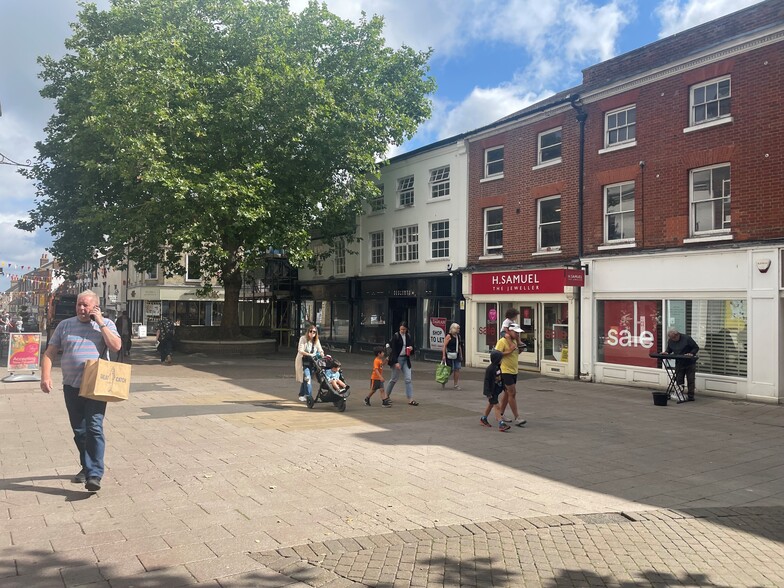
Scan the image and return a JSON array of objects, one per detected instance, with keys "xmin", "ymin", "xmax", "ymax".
[{"xmin": 463, "ymin": 0, "xmax": 784, "ymax": 402}]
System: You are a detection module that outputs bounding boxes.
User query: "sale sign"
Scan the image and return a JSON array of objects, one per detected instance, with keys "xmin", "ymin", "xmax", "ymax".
[{"xmin": 600, "ymin": 300, "xmax": 661, "ymax": 367}]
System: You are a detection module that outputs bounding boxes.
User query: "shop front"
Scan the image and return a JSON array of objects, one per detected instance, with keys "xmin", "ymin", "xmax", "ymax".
[
  {"xmin": 126, "ymin": 286, "xmax": 224, "ymax": 333},
  {"xmin": 354, "ymin": 274, "xmax": 463, "ymax": 361},
  {"xmin": 465, "ymin": 268, "xmax": 581, "ymax": 377},
  {"xmin": 296, "ymin": 273, "xmax": 465, "ymax": 357},
  {"xmin": 583, "ymin": 247, "xmax": 782, "ymax": 403}
]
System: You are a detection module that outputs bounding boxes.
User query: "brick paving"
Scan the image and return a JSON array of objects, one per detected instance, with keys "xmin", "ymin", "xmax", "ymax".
[{"xmin": 1, "ymin": 340, "xmax": 783, "ymax": 586}]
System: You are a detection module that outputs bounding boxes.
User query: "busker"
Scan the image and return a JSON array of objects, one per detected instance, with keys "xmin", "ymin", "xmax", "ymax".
[{"xmin": 665, "ymin": 327, "xmax": 699, "ymax": 401}]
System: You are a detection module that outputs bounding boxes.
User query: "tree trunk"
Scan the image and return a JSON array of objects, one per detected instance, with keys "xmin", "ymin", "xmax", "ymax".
[{"xmin": 219, "ymin": 269, "xmax": 243, "ymax": 340}]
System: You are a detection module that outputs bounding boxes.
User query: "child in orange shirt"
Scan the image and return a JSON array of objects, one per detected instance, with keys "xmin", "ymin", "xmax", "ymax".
[{"xmin": 365, "ymin": 347, "xmax": 389, "ymax": 407}]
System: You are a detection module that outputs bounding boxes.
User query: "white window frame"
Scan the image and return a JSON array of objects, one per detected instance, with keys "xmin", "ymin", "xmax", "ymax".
[
  {"xmin": 483, "ymin": 207, "xmax": 503, "ymax": 256},
  {"xmin": 334, "ymin": 240, "xmax": 346, "ymax": 275},
  {"xmin": 690, "ymin": 163, "xmax": 731, "ymax": 236},
  {"xmin": 537, "ymin": 196, "xmax": 561, "ymax": 251},
  {"xmin": 146, "ymin": 265, "xmax": 158, "ymax": 280},
  {"xmin": 605, "ymin": 105, "xmax": 636, "ymax": 148},
  {"xmin": 537, "ymin": 127, "xmax": 562, "ymax": 166},
  {"xmin": 429, "ymin": 166, "xmax": 450, "ymax": 199},
  {"xmin": 604, "ymin": 182, "xmax": 635, "ymax": 243},
  {"xmin": 484, "ymin": 146, "xmax": 504, "ymax": 179},
  {"xmin": 393, "ymin": 225, "xmax": 419, "ymax": 262},
  {"xmin": 185, "ymin": 254, "xmax": 201, "ymax": 282},
  {"xmin": 397, "ymin": 175, "xmax": 415, "ymax": 207},
  {"xmin": 430, "ymin": 220, "xmax": 450, "ymax": 259},
  {"xmin": 369, "ymin": 231, "xmax": 384, "ymax": 265},
  {"xmin": 370, "ymin": 184, "xmax": 385, "ymax": 212},
  {"xmin": 690, "ymin": 76, "xmax": 731, "ymax": 127}
]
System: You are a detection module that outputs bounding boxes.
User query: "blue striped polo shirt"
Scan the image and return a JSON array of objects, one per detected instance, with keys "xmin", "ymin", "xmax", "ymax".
[{"xmin": 49, "ymin": 316, "xmax": 119, "ymax": 387}]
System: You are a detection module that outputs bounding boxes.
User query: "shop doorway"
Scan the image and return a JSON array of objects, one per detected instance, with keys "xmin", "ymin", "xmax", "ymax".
[
  {"xmin": 389, "ymin": 298, "xmax": 417, "ymax": 343},
  {"xmin": 519, "ymin": 304, "xmax": 539, "ymax": 367}
]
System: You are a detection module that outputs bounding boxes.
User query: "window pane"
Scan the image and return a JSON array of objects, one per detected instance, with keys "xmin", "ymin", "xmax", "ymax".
[
  {"xmin": 541, "ymin": 145, "xmax": 561, "ymax": 161},
  {"xmin": 487, "ymin": 208, "xmax": 502, "ymax": 225},
  {"xmin": 667, "ymin": 299, "xmax": 746, "ymax": 376},
  {"xmin": 487, "ymin": 161, "xmax": 503, "ymax": 175},
  {"xmin": 718, "ymin": 79, "xmax": 730, "ymax": 97},
  {"xmin": 692, "ymin": 170, "xmax": 711, "ymax": 200},
  {"xmin": 540, "ymin": 198, "xmax": 561, "ymax": 223},
  {"xmin": 541, "ymin": 130, "xmax": 561, "ymax": 148},
  {"xmin": 694, "ymin": 86, "xmax": 705, "ymax": 104},
  {"xmin": 540, "ymin": 224, "xmax": 560, "ymax": 248}
]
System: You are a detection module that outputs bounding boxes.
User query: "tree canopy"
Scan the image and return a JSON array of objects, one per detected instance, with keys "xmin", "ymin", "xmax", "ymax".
[{"xmin": 20, "ymin": 0, "xmax": 435, "ymax": 335}]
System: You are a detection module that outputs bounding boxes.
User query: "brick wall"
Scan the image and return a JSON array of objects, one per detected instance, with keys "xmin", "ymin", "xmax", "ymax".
[{"xmin": 467, "ymin": 19, "xmax": 784, "ymax": 266}]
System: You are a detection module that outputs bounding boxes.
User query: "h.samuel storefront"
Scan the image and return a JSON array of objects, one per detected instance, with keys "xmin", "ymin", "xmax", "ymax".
[{"xmin": 464, "ymin": 267, "xmax": 583, "ymax": 378}]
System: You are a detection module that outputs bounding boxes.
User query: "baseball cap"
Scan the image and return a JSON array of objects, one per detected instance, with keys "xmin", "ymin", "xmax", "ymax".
[{"xmin": 507, "ymin": 322, "xmax": 524, "ymax": 333}]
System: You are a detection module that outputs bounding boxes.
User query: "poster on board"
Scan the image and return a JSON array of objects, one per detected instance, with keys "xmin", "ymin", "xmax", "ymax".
[
  {"xmin": 429, "ymin": 317, "xmax": 446, "ymax": 350},
  {"xmin": 8, "ymin": 333, "xmax": 42, "ymax": 371}
]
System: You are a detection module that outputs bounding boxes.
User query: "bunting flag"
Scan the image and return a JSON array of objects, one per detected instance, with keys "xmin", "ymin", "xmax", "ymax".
[{"xmin": 0, "ymin": 260, "xmax": 39, "ymax": 271}]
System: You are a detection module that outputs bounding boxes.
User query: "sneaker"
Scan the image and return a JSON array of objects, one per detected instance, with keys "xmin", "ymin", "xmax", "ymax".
[
  {"xmin": 364, "ymin": 397, "xmax": 371, "ymax": 406},
  {"xmin": 514, "ymin": 417, "xmax": 527, "ymax": 427},
  {"xmin": 298, "ymin": 395, "xmax": 307, "ymax": 402},
  {"xmin": 72, "ymin": 469, "xmax": 86, "ymax": 484},
  {"xmin": 164, "ymin": 354, "xmax": 173, "ymax": 365},
  {"xmin": 480, "ymin": 416, "xmax": 491, "ymax": 428},
  {"xmin": 453, "ymin": 385, "xmax": 462, "ymax": 390},
  {"xmin": 499, "ymin": 422, "xmax": 511, "ymax": 432},
  {"xmin": 85, "ymin": 478, "xmax": 101, "ymax": 492},
  {"xmin": 382, "ymin": 400, "xmax": 391, "ymax": 408}
]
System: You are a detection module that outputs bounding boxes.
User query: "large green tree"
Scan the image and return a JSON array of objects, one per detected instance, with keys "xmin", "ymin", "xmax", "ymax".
[{"xmin": 20, "ymin": 0, "xmax": 434, "ymax": 337}]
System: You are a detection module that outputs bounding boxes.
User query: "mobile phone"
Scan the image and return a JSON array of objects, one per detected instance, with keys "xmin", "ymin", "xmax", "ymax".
[{"xmin": 90, "ymin": 307, "xmax": 101, "ymax": 321}]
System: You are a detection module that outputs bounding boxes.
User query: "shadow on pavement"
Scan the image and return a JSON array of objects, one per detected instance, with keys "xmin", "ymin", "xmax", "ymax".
[
  {"xmin": 0, "ymin": 474, "xmax": 93, "ymax": 502},
  {"xmin": 126, "ymin": 343, "xmax": 784, "ymax": 545}
]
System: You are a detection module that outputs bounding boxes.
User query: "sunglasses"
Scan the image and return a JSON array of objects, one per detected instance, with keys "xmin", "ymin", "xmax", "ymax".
[{"xmin": 309, "ymin": 330, "xmax": 317, "ymax": 333}]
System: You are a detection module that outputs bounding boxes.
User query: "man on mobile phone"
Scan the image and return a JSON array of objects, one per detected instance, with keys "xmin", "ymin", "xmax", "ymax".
[{"xmin": 40, "ymin": 290, "xmax": 121, "ymax": 492}]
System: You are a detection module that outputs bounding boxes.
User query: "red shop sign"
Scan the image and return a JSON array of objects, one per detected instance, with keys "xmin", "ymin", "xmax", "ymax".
[
  {"xmin": 564, "ymin": 269, "xmax": 585, "ymax": 286},
  {"xmin": 472, "ymin": 268, "xmax": 567, "ymax": 295}
]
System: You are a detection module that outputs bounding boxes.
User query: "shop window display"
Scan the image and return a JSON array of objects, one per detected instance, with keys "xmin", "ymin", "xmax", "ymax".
[
  {"xmin": 477, "ymin": 303, "xmax": 499, "ymax": 352},
  {"xmin": 359, "ymin": 300, "xmax": 387, "ymax": 344},
  {"xmin": 543, "ymin": 303, "xmax": 568, "ymax": 361}
]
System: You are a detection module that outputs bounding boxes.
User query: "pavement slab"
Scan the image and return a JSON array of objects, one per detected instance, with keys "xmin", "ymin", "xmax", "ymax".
[{"xmin": 1, "ymin": 341, "xmax": 783, "ymax": 586}]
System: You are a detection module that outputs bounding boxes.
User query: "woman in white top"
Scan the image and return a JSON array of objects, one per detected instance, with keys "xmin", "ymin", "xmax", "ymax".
[{"xmin": 294, "ymin": 324, "xmax": 324, "ymax": 401}]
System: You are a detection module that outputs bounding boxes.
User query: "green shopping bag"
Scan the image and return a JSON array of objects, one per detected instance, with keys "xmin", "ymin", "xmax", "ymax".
[{"xmin": 435, "ymin": 361, "xmax": 451, "ymax": 384}]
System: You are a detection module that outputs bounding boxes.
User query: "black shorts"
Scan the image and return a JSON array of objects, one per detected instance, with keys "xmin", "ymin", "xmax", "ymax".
[
  {"xmin": 371, "ymin": 379, "xmax": 384, "ymax": 391},
  {"xmin": 485, "ymin": 390, "xmax": 502, "ymax": 405},
  {"xmin": 502, "ymin": 373, "xmax": 518, "ymax": 387}
]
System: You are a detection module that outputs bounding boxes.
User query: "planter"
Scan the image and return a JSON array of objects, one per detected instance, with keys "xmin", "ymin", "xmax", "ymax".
[{"xmin": 652, "ymin": 392, "xmax": 669, "ymax": 406}]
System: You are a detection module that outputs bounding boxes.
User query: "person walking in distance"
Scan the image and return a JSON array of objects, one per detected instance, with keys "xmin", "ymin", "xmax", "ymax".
[
  {"xmin": 40, "ymin": 290, "xmax": 122, "ymax": 492},
  {"xmin": 115, "ymin": 310, "xmax": 132, "ymax": 360},
  {"xmin": 156, "ymin": 312, "xmax": 176, "ymax": 365},
  {"xmin": 441, "ymin": 323, "xmax": 464, "ymax": 390},
  {"xmin": 481, "ymin": 350, "xmax": 511, "ymax": 431},
  {"xmin": 495, "ymin": 322, "xmax": 527, "ymax": 427},
  {"xmin": 386, "ymin": 321, "xmax": 419, "ymax": 406},
  {"xmin": 665, "ymin": 327, "xmax": 700, "ymax": 401}
]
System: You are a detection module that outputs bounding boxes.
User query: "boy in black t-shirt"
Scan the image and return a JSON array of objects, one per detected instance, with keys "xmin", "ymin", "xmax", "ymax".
[{"xmin": 481, "ymin": 350, "xmax": 511, "ymax": 431}]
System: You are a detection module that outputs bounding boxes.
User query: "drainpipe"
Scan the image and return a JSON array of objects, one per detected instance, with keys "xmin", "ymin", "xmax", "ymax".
[{"xmin": 570, "ymin": 94, "xmax": 587, "ymax": 380}]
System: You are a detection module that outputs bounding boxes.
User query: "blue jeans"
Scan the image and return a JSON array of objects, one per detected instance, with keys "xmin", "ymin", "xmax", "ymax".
[
  {"xmin": 63, "ymin": 385, "xmax": 107, "ymax": 479},
  {"xmin": 386, "ymin": 361, "xmax": 413, "ymax": 400},
  {"xmin": 299, "ymin": 367, "xmax": 312, "ymax": 397}
]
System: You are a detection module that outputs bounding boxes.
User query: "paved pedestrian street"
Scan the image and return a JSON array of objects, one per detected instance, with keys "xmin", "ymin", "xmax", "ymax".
[{"xmin": 1, "ymin": 341, "xmax": 783, "ymax": 587}]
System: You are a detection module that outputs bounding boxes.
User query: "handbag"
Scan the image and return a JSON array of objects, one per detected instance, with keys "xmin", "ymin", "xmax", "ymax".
[{"xmin": 435, "ymin": 361, "xmax": 451, "ymax": 384}]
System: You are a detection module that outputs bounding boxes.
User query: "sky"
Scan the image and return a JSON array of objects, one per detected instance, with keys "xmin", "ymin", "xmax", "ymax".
[{"xmin": 0, "ymin": 0, "xmax": 766, "ymax": 291}]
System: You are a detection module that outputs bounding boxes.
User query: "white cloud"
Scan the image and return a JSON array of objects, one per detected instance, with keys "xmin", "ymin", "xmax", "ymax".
[{"xmin": 655, "ymin": 0, "xmax": 766, "ymax": 38}]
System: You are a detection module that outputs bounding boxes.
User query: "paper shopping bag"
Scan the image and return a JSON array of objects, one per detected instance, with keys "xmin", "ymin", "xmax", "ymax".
[{"xmin": 80, "ymin": 359, "xmax": 131, "ymax": 402}]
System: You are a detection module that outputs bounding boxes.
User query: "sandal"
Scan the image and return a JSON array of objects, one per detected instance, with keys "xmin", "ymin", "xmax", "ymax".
[{"xmin": 408, "ymin": 400, "xmax": 419, "ymax": 406}]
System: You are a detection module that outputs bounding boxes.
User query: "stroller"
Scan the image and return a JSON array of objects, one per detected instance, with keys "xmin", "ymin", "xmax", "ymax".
[{"xmin": 307, "ymin": 354, "xmax": 350, "ymax": 412}]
